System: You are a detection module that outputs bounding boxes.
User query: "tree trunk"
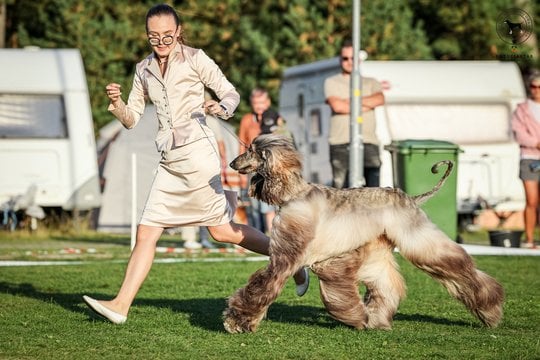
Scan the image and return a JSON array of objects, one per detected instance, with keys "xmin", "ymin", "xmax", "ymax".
[{"xmin": 0, "ymin": 1, "xmax": 5, "ymax": 48}]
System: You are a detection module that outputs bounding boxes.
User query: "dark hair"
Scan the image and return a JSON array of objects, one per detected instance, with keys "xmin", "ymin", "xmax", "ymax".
[
  {"xmin": 145, "ymin": 4, "xmax": 185, "ymax": 44},
  {"xmin": 146, "ymin": 4, "xmax": 180, "ymax": 30},
  {"xmin": 340, "ymin": 39, "xmax": 353, "ymax": 50}
]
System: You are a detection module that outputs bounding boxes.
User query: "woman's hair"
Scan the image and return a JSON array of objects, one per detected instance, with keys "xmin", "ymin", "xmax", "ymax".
[
  {"xmin": 145, "ymin": 4, "xmax": 185, "ymax": 43},
  {"xmin": 527, "ymin": 72, "xmax": 540, "ymax": 86}
]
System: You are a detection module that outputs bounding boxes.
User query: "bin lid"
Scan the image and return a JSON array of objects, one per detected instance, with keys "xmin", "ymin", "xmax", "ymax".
[{"xmin": 384, "ymin": 139, "xmax": 461, "ymax": 153}]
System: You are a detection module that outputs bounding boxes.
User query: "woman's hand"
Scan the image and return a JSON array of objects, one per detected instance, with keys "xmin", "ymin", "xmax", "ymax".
[
  {"xmin": 204, "ymin": 100, "xmax": 227, "ymax": 118},
  {"xmin": 105, "ymin": 83, "xmax": 122, "ymax": 103}
]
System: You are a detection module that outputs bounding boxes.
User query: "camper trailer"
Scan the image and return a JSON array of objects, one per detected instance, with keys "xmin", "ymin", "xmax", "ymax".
[
  {"xmin": 0, "ymin": 48, "xmax": 101, "ymax": 212},
  {"xmin": 279, "ymin": 58, "xmax": 526, "ymax": 218}
]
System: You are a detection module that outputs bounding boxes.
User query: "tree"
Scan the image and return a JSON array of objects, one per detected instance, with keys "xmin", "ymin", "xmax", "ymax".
[
  {"xmin": 6, "ymin": 0, "xmax": 536, "ymax": 131},
  {"xmin": 6, "ymin": 0, "xmax": 151, "ymax": 129}
]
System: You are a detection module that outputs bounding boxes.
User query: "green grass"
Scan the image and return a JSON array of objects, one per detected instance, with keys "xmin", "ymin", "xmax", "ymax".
[{"xmin": 0, "ymin": 231, "xmax": 539, "ymax": 359}]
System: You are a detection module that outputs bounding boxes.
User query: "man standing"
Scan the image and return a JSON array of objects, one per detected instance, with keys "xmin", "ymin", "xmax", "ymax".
[{"xmin": 324, "ymin": 40, "xmax": 385, "ymax": 188}]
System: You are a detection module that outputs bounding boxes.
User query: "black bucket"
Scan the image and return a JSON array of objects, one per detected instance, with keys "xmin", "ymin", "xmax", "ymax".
[{"xmin": 488, "ymin": 230, "xmax": 523, "ymax": 248}]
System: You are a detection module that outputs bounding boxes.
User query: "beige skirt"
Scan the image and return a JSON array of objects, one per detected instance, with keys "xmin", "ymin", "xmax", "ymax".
[{"xmin": 140, "ymin": 136, "xmax": 236, "ymax": 228}]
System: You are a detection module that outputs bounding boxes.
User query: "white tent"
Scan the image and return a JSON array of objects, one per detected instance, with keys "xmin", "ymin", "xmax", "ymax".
[{"xmin": 97, "ymin": 106, "xmax": 159, "ymax": 233}]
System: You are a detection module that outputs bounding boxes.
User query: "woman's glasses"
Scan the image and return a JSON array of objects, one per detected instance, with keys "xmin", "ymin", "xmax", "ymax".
[{"xmin": 148, "ymin": 35, "xmax": 174, "ymax": 46}]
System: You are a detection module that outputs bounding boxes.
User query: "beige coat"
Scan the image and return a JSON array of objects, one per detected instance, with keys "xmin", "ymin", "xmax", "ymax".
[{"xmin": 110, "ymin": 43, "xmax": 239, "ymax": 152}]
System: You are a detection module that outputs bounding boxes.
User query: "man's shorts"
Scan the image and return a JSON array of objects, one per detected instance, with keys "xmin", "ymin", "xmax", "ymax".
[{"xmin": 519, "ymin": 159, "xmax": 540, "ymax": 181}]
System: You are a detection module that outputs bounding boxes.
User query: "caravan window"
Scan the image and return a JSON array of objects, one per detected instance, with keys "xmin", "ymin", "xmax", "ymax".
[
  {"xmin": 297, "ymin": 94, "xmax": 304, "ymax": 117},
  {"xmin": 310, "ymin": 109, "xmax": 322, "ymax": 136},
  {"xmin": 0, "ymin": 94, "xmax": 67, "ymax": 138}
]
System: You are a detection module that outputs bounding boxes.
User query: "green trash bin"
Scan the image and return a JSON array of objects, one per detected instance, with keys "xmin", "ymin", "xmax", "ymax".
[{"xmin": 384, "ymin": 139, "xmax": 461, "ymax": 241}]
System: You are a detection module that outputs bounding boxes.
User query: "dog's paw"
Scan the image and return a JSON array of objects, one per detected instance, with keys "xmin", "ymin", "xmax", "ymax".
[
  {"xmin": 223, "ymin": 308, "xmax": 255, "ymax": 334},
  {"xmin": 223, "ymin": 317, "xmax": 246, "ymax": 334}
]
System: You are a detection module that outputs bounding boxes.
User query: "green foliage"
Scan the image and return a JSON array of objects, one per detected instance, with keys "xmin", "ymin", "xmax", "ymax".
[
  {"xmin": 362, "ymin": 0, "xmax": 432, "ymax": 60},
  {"xmin": 6, "ymin": 0, "xmax": 151, "ymax": 130},
  {"xmin": 4, "ymin": 0, "xmax": 539, "ymax": 132},
  {"xmin": 408, "ymin": 0, "xmax": 538, "ymax": 68}
]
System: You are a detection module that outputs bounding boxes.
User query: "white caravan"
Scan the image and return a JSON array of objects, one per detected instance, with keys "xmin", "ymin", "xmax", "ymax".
[
  {"xmin": 279, "ymin": 58, "xmax": 526, "ymax": 217},
  {"xmin": 0, "ymin": 48, "xmax": 101, "ymax": 211}
]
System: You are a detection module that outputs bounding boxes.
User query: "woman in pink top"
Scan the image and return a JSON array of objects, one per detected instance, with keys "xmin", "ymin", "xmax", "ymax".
[
  {"xmin": 512, "ymin": 73, "xmax": 540, "ymax": 249},
  {"xmin": 83, "ymin": 4, "xmax": 308, "ymax": 325}
]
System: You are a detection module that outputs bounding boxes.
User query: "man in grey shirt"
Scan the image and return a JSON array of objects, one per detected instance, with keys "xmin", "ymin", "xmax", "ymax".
[{"xmin": 324, "ymin": 40, "xmax": 385, "ymax": 188}]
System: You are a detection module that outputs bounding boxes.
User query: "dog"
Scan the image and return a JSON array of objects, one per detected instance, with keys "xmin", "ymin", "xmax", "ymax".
[{"xmin": 223, "ymin": 134, "xmax": 504, "ymax": 333}]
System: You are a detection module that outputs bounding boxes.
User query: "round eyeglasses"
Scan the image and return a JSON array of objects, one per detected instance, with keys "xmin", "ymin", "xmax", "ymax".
[{"xmin": 148, "ymin": 35, "xmax": 174, "ymax": 46}]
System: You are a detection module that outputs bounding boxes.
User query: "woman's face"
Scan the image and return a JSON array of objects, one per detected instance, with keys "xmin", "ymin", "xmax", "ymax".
[
  {"xmin": 146, "ymin": 15, "xmax": 179, "ymax": 58},
  {"xmin": 530, "ymin": 80, "xmax": 540, "ymax": 102}
]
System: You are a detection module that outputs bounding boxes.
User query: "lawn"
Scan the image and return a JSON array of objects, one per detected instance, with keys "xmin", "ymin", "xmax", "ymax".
[{"xmin": 0, "ymin": 230, "xmax": 539, "ymax": 359}]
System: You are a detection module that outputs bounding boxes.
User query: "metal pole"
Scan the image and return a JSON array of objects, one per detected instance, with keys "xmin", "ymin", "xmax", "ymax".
[{"xmin": 349, "ymin": 0, "xmax": 364, "ymax": 187}]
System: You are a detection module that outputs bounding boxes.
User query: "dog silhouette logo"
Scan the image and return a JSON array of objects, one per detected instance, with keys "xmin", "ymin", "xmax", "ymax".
[{"xmin": 496, "ymin": 8, "xmax": 533, "ymax": 45}]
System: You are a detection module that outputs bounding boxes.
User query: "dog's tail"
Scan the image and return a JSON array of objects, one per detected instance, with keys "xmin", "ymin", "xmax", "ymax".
[
  {"xmin": 411, "ymin": 160, "xmax": 453, "ymax": 205},
  {"xmin": 394, "ymin": 231, "xmax": 505, "ymax": 327}
]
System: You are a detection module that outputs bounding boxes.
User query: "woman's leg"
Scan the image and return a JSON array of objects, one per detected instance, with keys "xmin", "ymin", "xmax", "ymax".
[
  {"xmin": 98, "ymin": 224, "xmax": 163, "ymax": 316},
  {"xmin": 523, "ymin": 180, "xmax": 539, "ymax": 244},
  {"xmin": 208, "ymin": 222, "xmax": 307, "ymax": 285},
  {"xmin": 209, "ymin": 221, "xmax": 269, "ymax": 255}
]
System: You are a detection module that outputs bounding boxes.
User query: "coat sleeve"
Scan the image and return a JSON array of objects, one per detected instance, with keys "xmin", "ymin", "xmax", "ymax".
[
  {"xmin": 108, "ymin": 63, "xmax": 147, "ymax": 129},
  {"xmin": 195, "ymin": 50, "xmax": 240, "ymax": 119}
]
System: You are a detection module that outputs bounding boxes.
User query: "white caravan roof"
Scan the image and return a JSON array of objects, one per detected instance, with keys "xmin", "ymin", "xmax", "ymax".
[
  {"xmin": 0, "ymin": 47, "xmax": 88, "ymax": 93},
  {"xmin": 281, "ymin": 58, "xmax": 524, "ymax": 104}
]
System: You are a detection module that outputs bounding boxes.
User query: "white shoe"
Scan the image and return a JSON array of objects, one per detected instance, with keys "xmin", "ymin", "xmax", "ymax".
[
  {"xmin": 184, "ymin": 241, "xmax": 202, "ymax": 250},
  {"xmin": 295, "ymin": 268, "xmax": 310, "ymax": 297},
  {"xmin": 82, "ymin": 295, "xmax": 127, "ymax": 324}
]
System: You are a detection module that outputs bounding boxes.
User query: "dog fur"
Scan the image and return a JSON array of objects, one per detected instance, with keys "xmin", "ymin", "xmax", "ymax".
[{"xmin": 223, "ymin": 134, "xmax": 504, "ymax": 333}]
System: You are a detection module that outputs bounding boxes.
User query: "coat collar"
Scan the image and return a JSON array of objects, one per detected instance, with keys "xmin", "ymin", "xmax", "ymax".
[{"xmin": 148, "ymin": 43, "xmax": 184, "ymax": 66}]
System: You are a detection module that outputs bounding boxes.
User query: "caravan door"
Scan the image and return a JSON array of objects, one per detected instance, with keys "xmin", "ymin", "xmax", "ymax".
[{"xmin": 279, "ymin": 58, "xmax": 337, "ymax": 185}]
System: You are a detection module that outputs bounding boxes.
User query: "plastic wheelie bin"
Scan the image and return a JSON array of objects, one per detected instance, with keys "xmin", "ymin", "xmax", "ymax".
[{"xmin": 384, "ymin": 139, "xmax": 461, "ymax": 241}]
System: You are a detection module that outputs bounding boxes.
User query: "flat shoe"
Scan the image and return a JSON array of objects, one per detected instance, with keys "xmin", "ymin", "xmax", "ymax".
[
  {"xmin": 522, "ymin": 242, "xmax": 538, "ymax": 249},
  {"xmin": 83, "ymin": 295, "xmax": 127, "ymax": 324},
  {"xmin": 295, "ymin": 267, "xmax": 310, "ymax": 297}
]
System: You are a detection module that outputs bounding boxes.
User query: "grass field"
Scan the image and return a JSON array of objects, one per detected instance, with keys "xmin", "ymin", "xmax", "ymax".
[{"xmin": 0, "ymin": 230, "xmax": 539, "ymax": 359}]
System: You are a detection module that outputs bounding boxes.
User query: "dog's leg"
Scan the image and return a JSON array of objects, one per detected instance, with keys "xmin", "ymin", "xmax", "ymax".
[
  {"xmin": 359, "ymin": 236, "xmax": 406, "ymax": 330},
  {"xmin": 223, "ymin": 202, "xmax": 315, "ymax": 333},
  {"xmin": 223, "ymin": 257, "xmax": 297, "ymax": 333},
  {"xmin": 390, "ymin": 218, "xmax": 504, "ymax": 327},
  {"xmin": 311, "ymin": 249, "xmax": 368, "ymax": 330}
]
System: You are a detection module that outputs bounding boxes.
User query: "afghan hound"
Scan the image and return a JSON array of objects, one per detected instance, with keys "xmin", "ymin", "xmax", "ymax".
[{"xmin": 223, "ymin": 134, "xmax": 504, "ymax": 333}]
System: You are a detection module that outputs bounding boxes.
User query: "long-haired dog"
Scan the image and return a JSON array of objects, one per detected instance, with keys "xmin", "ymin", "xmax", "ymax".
[{"xmin": 223, "ymin": 134, "xmax": 504, "ymax": 333}]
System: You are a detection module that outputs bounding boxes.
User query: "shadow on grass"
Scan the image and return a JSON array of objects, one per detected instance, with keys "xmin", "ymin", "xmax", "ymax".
[{"xmin": 0, "ymin": 280, "xmax": 476, "ymax": 332}]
